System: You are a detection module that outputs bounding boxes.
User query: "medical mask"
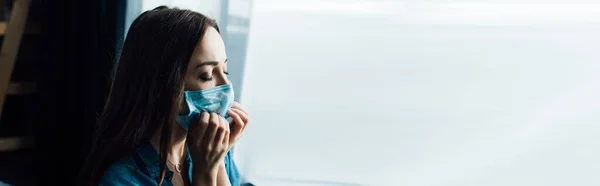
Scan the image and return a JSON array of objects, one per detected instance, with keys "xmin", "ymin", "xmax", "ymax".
[{"xmin": 176, "ymin": 84, "xmax": 235, "ymax": 130}]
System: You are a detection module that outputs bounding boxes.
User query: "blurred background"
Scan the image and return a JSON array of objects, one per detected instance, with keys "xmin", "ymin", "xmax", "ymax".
[{"xmin": 1, "ymin": 0, "xmax": 599, "ymax": 185}]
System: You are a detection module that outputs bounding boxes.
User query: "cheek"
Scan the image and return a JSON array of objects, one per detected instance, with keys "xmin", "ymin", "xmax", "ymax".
[
  {"xmin": 197, "ymin": 83, "xmax": 216, "ymax": 90},
  {"xmin": 183, "ymin": 77, "xmax": 202, "ymax": 91}
]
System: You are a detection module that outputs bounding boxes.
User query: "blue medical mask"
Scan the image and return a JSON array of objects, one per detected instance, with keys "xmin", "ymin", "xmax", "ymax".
[{"xmin": 177, "ymin": 84, "xmax": 235, "ymax": 130}]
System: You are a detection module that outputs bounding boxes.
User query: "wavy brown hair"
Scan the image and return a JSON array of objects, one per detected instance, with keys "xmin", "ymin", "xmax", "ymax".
[{"xmin": 80, "ymin": 6, "xmax": 219, "ymax": 186}]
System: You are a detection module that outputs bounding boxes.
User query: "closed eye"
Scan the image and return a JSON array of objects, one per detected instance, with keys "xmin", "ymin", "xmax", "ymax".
[{"xmin": 198, "ymin": 73, "xmax": 212, "ymax": 81}]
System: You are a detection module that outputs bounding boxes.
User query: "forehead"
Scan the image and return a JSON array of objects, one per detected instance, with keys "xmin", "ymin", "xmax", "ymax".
[{"xmin": 191, "ymin": 26, "xmax": 227, "ymax": 63}]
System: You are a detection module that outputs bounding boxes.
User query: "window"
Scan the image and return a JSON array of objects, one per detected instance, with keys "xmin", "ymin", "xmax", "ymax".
[{"xmin": 237, "ymin": 1, "xmax": 600, "ymax": 185}]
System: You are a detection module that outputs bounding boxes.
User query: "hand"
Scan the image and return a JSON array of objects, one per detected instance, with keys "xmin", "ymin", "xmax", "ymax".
[
  {"xmin": 227, "ymin": 102, "xmax": 249, "ymax": 150},
  {"xmin": 187, "ymin": 112, "xmax": 230, "ymax": 176}
]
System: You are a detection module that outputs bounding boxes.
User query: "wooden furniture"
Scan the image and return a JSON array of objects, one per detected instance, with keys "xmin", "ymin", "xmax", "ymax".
[{"xmin": 0, "ymin": 0, "xmax": 34, "ymax": 152}]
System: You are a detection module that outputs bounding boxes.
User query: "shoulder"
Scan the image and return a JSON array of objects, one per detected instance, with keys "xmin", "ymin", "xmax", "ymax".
[{"xmin": 99, "ymin": 155, "xmax": 157, "ymax": 186}]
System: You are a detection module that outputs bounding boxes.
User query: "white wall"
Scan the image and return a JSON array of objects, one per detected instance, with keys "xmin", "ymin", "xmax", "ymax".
[{"xmin": 237, "ymin": 1, "xmax": 600, "ymax": 186}]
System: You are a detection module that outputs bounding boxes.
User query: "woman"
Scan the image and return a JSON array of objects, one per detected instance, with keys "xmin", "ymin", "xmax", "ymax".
[{"xmin": 80, "ymin": 6, "xmax": 249, "ymax": 186}]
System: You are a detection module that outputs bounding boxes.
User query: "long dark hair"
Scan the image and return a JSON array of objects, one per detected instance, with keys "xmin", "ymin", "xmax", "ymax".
[{"xmin": 80, "ymin": 6, "xmax": 219, "ymax": 186}]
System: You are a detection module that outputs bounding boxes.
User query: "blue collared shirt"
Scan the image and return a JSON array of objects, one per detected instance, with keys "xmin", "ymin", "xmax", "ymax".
[{"xmin": 99, "ymin": 142, "xmax": 240, "ymax": 186}]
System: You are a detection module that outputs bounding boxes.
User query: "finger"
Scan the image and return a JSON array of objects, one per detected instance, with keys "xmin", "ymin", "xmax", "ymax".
[
  {"xmin": 190, "ymin": 112, "xmax": 210, "ymax": 139},
  {"xmin": 228, "ymin": 110, "xmax": 244, "ymax": 139},
  {"xmin": 219, "ymin": 116, "xmax": 230, "ymax": 145},
  {"xmin": 200, "ymin": 111, "xmax": 210, "ymax": 128},
  {"xmin": 229, "ymin": 102, "xmax": 249, "ymax": 126},
  {"xmin": 230, "ymin": 102, "xmax": 248, "ymax": 115},
  {"xmin": 221, "ymin": 116, "xmax": 231, "ymax": 150},
  {"xmin": 187, "ymin": 115, "xmax": 198, "ymax": 135},
  {"xmin": 230, "ymin": 101, "xmax": 241, "ymax": 109},
  {"xmin": 231, "ymin": 108, "xmax": 249, "ymax": 128},
  {"xmin": 222, "ymin": 129, "xmax": 230, "ymax": 152},
  {"xmin": 203, "ymin": 113, "xmax": 220, "ymax": 147},
  {"xmin": 214, "ymin": 117, "xmax": 226, "ymax": 147},
  {"xmin": 220, "ymin": 115, "xmax": 230, "ymax": 130}
]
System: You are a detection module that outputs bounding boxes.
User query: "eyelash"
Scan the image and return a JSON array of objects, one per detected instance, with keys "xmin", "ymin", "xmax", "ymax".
[
  {"xmin": 199, "ymin": 71, "xmax": 229, "ymax": 82},
  {"xmin": 200, "ymin": 75, "xmax": 212, "ymax": 81}
]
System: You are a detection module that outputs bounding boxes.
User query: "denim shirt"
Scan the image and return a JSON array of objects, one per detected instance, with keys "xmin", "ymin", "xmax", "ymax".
[{"xmin": 99, "ymin": 143, "xmax": 240, "ymax": 186}]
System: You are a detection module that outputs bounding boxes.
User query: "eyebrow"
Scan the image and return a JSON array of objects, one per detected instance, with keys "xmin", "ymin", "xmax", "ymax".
[
  {"xmin": 197, "ymin": 61, "xmax": 218, "ymax": 68},
  {"xmin": 196, "ymin": 58, "xmax": 228, "ymax": 68}
]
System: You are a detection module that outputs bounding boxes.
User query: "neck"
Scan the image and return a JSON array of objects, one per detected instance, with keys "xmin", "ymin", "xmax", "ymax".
[{"xmin": 150, "ymin": 124, "xmax": 188, "ymax": 164}]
